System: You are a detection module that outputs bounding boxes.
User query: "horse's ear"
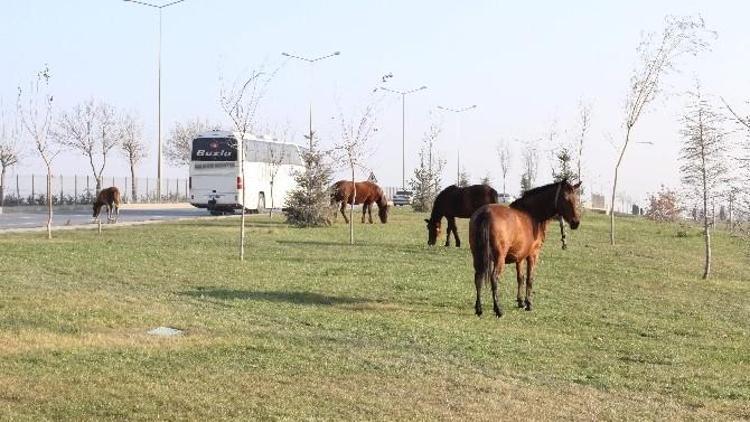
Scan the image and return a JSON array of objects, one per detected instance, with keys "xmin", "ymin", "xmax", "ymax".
[
  {"xmin": 424, "ymin": 219, "xmax": 430, "ymax": 224},
  {"xmin": 573, "ymin": 181, "xmax": 582, "ymax": 190}
]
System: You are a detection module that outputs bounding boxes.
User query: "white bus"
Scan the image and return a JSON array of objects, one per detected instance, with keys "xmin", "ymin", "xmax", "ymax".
[{"xmin": 189, "ymin": 130, "xmax": 304, "ymax": 215}]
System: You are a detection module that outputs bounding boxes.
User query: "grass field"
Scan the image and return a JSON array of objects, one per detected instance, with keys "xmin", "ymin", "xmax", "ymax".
[{"xmin": 1, "ymin": 209, "xmax": 748, "ymax": 420}]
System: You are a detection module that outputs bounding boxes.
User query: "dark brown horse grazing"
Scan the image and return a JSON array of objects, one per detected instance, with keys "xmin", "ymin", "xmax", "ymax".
[
  {"xmin": 330, "ymin": 180, "xmax": 389, "ymax": 224},
  {"xmin": 469, "ymin": 180, "xmax": 582, "ymax": 317},
  {"xmin": 93, "ymin": 186, "xmax": 122, "ymax": 223},
  {"xmin": 425, "ymin": 184, "xmax": 499, "ymax": 247}
]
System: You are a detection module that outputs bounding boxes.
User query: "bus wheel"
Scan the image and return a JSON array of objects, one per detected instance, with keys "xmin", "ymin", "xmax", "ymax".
[{"xmin": 257, "ymin": 192, "xmax": 266, "ymax": 214}]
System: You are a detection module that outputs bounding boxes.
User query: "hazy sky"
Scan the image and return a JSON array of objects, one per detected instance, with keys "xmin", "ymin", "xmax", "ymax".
[{"xmin": 1, "ymin": 1, "xmax": 748, "ymax": 206}]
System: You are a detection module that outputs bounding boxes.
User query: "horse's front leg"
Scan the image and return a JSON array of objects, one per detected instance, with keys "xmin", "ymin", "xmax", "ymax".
[
  {"xmin": 444, "ymin": 217, "xmax": 452, "ymax": 247},
  {"xmin": 361, "ymin": 203, "xmax": 367, "ymax": 224},
  {"xmin": 367, "ymin": 202, "xmax": 374, "ymax": 224},
  {"xmin": 524, "ymin": 255, "xmax": 538, "ymax": 311},
  {"xmin": 515, "ymin": 260, "xmax": 525, "ymax": 308},
  {"xmin": 340, "ymin": 201, "xmax": 349, "ymax": 224}
]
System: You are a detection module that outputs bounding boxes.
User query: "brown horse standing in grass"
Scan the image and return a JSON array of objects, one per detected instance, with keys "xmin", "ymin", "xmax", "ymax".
[
  {"xmin": 469, "ymin": 180, "xmax": 581, "ymax": 317},
  {"xmin": 330, "ymin": 180, "xmax": 390, "ymax": 224},
  {"xmin": 425, "ymin": 184, "xmax": 499, "ymax": 247},
  {"xmin": 93, "ymin": 186, "xmax": 122, "ymax": 223}
]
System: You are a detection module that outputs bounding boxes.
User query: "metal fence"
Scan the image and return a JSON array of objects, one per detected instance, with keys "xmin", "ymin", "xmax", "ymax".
[{"xmin": 0, "ymin": 174, "xmax": 189, "ymax": 206}]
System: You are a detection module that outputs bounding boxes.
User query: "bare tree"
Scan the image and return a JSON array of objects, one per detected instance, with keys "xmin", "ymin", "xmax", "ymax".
[
  {"xmin": 609, "ymin": 15, "xmax": 714, "ymax": 245},
  {"xmin": 575, "ymin": 101, "xmax": 591, "ymax": 186},
  {"xmin": 265, "ymin": 125, "xmax": 292, "ymax": 218},
  {"xmin": 520, "ymin": 143, "xmax": 538, "ymax": 194},
  {"xmin": 496, "ymin": 140, "xmax": 512, "ymax": 194},
  {"xmin": 56, "ymin": 99, "xmax": 120, "ymax": 192},
  {"xmin": 680, "ymin": 82, "xmax": 728, "ymax": 279},
  {"xmin": 220, "ymin": 63, "xmax": 280, "ymax": 261},
  {"xmin": 17, "ymin": 65, "xmax": 57, "ymax": 239},
  {"xmin": 120, "ymin": 113, "xmax": 147, "ymax": 201},
  {"xmin": 0, "ymin": 104, "xmax": 21, "ymax": 206},
  {"xmin": 334, "ymin": 101, "xmax": 379, "ymax": 245},
  {"xmin": 165, "ymin": 117, "xmax": 217, "ymax": 167},
  {"xmin": 721, "ymin": 97, "xmax": 750, "ymax": 224}
]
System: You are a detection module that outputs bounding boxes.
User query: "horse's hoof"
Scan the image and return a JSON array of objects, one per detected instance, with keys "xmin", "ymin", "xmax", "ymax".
[
  {"xmin": 494, "ymin": 308, "xmax": 503, "ymax": 318},
  {"xmin": 524, "ymin": 300, "xmax": 532, "ymax": 311},
  {"xmin": 517, "ymin": 299, "xmax": 524, "ymax": 308},
  {"xmin": 475, "ymin": 309, "xmax": 483, "ymax": 317}
]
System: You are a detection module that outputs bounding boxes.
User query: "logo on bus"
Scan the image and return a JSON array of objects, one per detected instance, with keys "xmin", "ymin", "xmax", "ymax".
[
  {"xmin": 209, "ymin": 141, "xmax": 219, "ymax": 149},
  {"xmin": 196, "ymin": 149, "xmax": 232, "ymax": 158}
]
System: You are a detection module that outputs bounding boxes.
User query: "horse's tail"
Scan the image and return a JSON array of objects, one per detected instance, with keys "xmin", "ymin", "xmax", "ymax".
[
  {"xmin": 471, "ymin": 207, "xmax": 494, "ymax": 285},
  {"xmin": 113, "ymin": 187, "xmax": 122, "ymax": 208}
]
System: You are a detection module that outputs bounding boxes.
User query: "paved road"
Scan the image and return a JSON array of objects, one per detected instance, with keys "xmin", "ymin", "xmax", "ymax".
[{"xmin": 0, "ymin": 206, "xmax": 211, "ymax": 230}]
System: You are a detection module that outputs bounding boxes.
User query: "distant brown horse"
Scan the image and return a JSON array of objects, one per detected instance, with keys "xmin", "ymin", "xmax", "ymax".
[
  {"xmin": 469, "ymin": 180, "xmax": 581, "ymax": 317},
  {"xmin": 425, "ymin": 184, "xmax": 499, "ymax": 247},
  {"xmin": 330, "ymin": 180, "xmax": 389, "ymax": 224},
  {"xmin": 93, "ymin": 186, "xmax": 122, "ymax": 223}
]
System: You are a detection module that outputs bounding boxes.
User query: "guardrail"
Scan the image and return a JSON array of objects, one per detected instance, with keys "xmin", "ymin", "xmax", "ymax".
[{"xmin": 0, "ymin": 174, "xmax": 189, "ymax": 206}]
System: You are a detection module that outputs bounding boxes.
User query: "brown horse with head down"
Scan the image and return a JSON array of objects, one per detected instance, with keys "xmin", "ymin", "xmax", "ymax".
[
  {"xmin": 93, "ymin": 186, "xmax": 122, "ymax": 223},
  {"xmin": 469, "ymin": 180, "xmax": 581, "ymax": 317},
  {"xmin": 425, "ymin": 184, "xmax": 499, "ymax": 247},
  {"xmin": 330, "ymin": 180, "xmax": 389, "ymax": 224}
]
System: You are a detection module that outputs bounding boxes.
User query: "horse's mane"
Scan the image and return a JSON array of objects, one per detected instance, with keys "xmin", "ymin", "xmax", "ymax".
[{"xmin": 510, "ymin": 181, "xmax": 565, "ymax": 226}]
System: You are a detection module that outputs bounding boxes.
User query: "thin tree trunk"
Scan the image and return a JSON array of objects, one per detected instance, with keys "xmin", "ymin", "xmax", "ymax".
[
  {"xmin": 701, "ymin": 150, "xmax": 711, "ymax": 279},
  {"xmin": 0, "ymin": 166, "xmax": 6, "ymax": 207},
  {"xmin": 610, "ymin": 126, "xmax": 632, "ymax": 245},
  {"xmin": 349, "ymin": 169, "xmax": 355, "ymax": 245},
  {"xmin": 269, "ymin": 181, "xmax": 274, "ymax": 218},
  {"xmin": 130, "ymin": 161, "xmax": 137, "ymax": 201},
  {"xmin": 240, "ymin": 158, "xmax": 246, "ymax": 261},
  {"xmin": 46, "ymin": 165, "xmax": 53, "ymax": 239}
]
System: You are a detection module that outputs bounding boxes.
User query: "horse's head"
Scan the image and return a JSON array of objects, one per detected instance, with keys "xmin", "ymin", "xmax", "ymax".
[
  {"xmin": 425, "ymin": 218, "xmax": 441, "ymax": 246},
  {"xmin": 378, "ymin": 203, "xmax": 390, "ymax": 223},
  {"xmin": 557, "ymin": 181, "xmax": 582, "ymax": 229},
  {"xmin": 92, "ymin": 202, "xmax": 100, "ymax": 218}
]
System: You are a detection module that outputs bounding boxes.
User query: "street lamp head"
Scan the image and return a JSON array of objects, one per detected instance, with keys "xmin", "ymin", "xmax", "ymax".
[
  {"xmin": 281, "ymin": 52, "xmax": 290, "ymax": 57},
  {"xmin": 419, "ymin": 85, "xmax": 427, "ymax": 90},
  {"xmin": 333, "ymin": 51, "xmax": 341, "ymax": 56}
]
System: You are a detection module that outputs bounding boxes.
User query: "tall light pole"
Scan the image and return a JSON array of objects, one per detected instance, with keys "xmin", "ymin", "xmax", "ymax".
[
  {"xmin": 438, "ymin": 104, "xmax": 477, "ymax": 185},
  {"xmin": 379, "ymin": 85, "xmax": 427, "ymax": 190},
  {"xmin": 123, "ymin": 0, "xmax": 185, "ymax": 201},
  {"xmin": 281, "ymin": 51, "xmax": 340, "ymax": 151}
]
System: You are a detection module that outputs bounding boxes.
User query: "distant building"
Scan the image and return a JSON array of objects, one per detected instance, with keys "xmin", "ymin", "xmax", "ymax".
[{"xmin": 591, "ymin": 193, "xmax": 606, "ymax": 210}]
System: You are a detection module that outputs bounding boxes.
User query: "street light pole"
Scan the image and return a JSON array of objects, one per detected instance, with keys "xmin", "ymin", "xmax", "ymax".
[
  {"xmin": 123, "ymin": 0, "xmax": 185, "ymax": 201},
  {"xmin": 281, "ymin": 51, "xmax": 340, "ymax": 151},
  {"xmin": 379, "ymin": 85, "xmax": 427, "ymax": 190},
  {"xmin": 437, "ymin": 104, "xmax": 477, "ymax": 185}
]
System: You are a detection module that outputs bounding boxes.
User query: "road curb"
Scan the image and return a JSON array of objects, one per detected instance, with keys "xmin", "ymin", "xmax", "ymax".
[
  {"xmin": 0, "ymin": 214, "xmax": 237, "ymax": 234},
  {"xmin": 0, "ymin": 203, "xmax": 194, "ymax": 213}
]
